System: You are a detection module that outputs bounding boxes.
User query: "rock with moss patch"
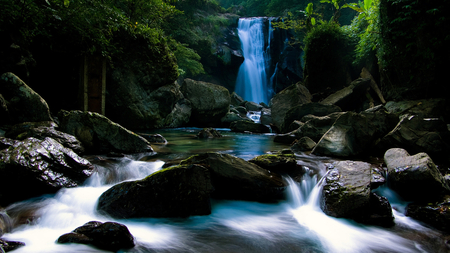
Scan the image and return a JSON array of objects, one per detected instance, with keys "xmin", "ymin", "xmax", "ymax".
[
  {"xmin": 249, "ymin": 153, "xmax": 297, "ymax": 175},
  {"xmin": 97, "ymin": 164, "xmax": 213, "ymax": 218}
]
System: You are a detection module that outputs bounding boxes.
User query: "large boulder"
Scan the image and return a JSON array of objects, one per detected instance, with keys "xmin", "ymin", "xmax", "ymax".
[
  {"xmin": 406, "ymin": 196, "xmax": 450, "ymax": 233},
  {"xmin": 376, "ymin": 114, "xmax": 450, "ymax": 161},
  {"xmin": 221, "ymin": 112, "xmax": 252, "ymax": 127},
  {"xmin": 249, "ymin": 153, "xmax": 298, "ymax": 175},
  {"xmin": 97, "ymin": 164, "xmax": 213, "ymax": 219},
  {"xmin": 312, "ymin": 111, "xmax": 397, "ymax": 157},
  {"xmin": 180, "ymin": 79, "xmax": 230, "ymax": 126},
  {"xmin": 181, "ymin": 153, "xmax": 287, "ymax": 202},
  {"xmin": 58, "ymin": 110, "xmax": 153, "ymax": 154},
  {"xmin": 282, "ymin": 103, "xmax": 342, "ymax": 133},
  {"xmin": 270, "ymin": 82, "xmax": 312, "ymax": 131},
  {"xmin": 57, "ymin": 221, "xmax": 135, "ymax": 252},
  {"xmin": 321, "ymin": 161, "xmax": 394, "ymax": 227},
  {"xmin": 0, "ymin": 137, "xmax": 94, "ymax": 206},
  {"xmin": 5, "ymin": 121, "xmax": 84, "ymax": 154},
  {"xmin": 294, "ymin": 112, "xmax": 344, "ymax": 142},
  {"xmin": 384, "ymin": 99, "xmax": 449, "ymax": 120},
  {"xmin": 384, "ymin": 148, "xmax": 449, "ymax": 201},
  {"xmin": 230, "ymin": 120, "xmax": 271, "ymax": 133},
  {"xmin": 0, "ymin": 72, "xmax": 52, "ymax": 124},
  {"xmin": 106, "ymin": 81, "xmax": 189, "ymax": 129},
  {"xmin": 320, "ymin": 78, "xmax": 371, "ymax": 111}
]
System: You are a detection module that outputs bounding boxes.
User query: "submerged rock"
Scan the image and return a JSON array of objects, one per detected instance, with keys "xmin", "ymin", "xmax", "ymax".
[
  {"xmin": 384, "ymin": 148, "xmax": 449, "ymax": 201},
  {"xmin": 97, "ymin": 164, "xmax": 213, "ymax": 218},
  {"xmin": 58, "ymin": 110, "xmax": 153, "ymax": 154},
  {"xmin": 0, "ymin": 137, "xmax": 94, "ymax": 206},
  {"xmin": 197, "ymin": 128, "xmax": 223, "ymax": 139},
  {"xmin": 181, "ymin": 153, "xmax": 287, "ymax": 202},
  {"xmin": 57, "ymin": 221, "xmax": 135, "ymax": 252},
  {"xmin": 321, "ymin": 160, "xmax": 394, "ymax": 227}
]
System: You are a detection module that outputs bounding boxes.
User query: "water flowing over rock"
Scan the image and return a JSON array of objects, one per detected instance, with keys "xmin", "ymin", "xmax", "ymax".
[
  {"xmin": 0, "ymin": 239, "xmax": 25, "ymax": 252},
  {"xmin": 270, "ymin": 82, "xmax": 312, "ymax": 131},
  {"xmin": 97, "ymin": 164, "xmax": 213, "ymax": 219},
  {"xmin": 0, "ymin": 72, "xmax": 52, "ymax": 124},
  {"xmin": 406, "ymin": 196, "xmax": 450, "ymax": 233},
  {"xmin": 0, "ymin": 137, "xmax": 94, "ymax": 206},
  {"xmin": 58, "ymin": 110, "xmax": 153, "ymax": 154},
  {"xmin": 181, "ymin": 153, "xmax": 287, "ymax": 202},
  {"xmin": 384, "ymin": 148, "xmax": 449, "ymax": 202},
  {"xmin": 57, "ymin": 221, "xmax": 135, "ymax": 252},
  {"xmin": 180, "ymin": 79, "xmax": 230, "ymax": 127},
  {"xmin": 312, "ymin": 111, "xmax": 397, "ymax": 157},
  {"xmin": 321, "ymin": 161, "xmax": 394, "ymax": 227},
  {"xmin": 282, "ymin": 103, "xmax": 342, "ymax": 133}
]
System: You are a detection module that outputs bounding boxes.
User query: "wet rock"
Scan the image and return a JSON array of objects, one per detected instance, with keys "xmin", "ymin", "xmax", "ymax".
[
  {"xmin": 406, "ymin": 196, "xmax": 450, "ymax": 233},
  {"xmin": 371, "ymin": 167, "xmax": 386, "ymax": 189},
  {"xmin": 0, "ymin": 72, "xmax": 52, "ymax": 125},
  {"xmin": 0, "ymin": 210, "xmax": 12, "ymax": 237},
  {"xmin": 312, "ymin": 111, "xmax": 397, "ymax": 157},
  {"xmin": 320, "ymin": 78, "xmax": 371, "ymax": 111},
  {"xmin": 260, "ymin": 108, "xmax": 272, "ymax": 126},
  {"xmin": 0, "ymin": 239, "xmax": 25, "ymax": 252},
  {"xmin": 181, "ymin": 153, "xmax": 287, "ymax": 202},
  {"xmin": 0, "ymin": 137, "xmax": 94, "ymax": 206},
  {"xmin": 273, "ymin": 133, "xmax": 297, "ymax": 144},
  {"xmin": 181, "ymin": 79, "xmax": 230, "ymax": 127},
  {"xmin": 384, "ymin": 148, "xmax": 449, "ymax": 202},
  {"xmin": 376, "ymin": 114, "xmax": 450, "ymax": 161},
  {"xmin": 291, "ymin": 137, "xmax": 316, "ymax": 152},
  {"xmin": 230, "ymin": 92, "xmax": 245, "ymax": 106},
  {"xmin": 163, "ymin": 97, "xmax": 192, "ymax": 128},
  {"xmin": 384, "ymin": 98, "xmax": 449, "ymax": 119},
  {"xmin": 282, "ymin": 103, "xmax": 342, "ymax": 133},
  {"xmin": 5, "ymin": 121, "xmax": 84, "ymax": 154},
  {"xmin": 97, "ymin": 164, "xmax": 213, "ymax": 218},
  {"xmin": 138, "ymin": 133, "xmax": 168, "ymax": 144},
  {"xmin": 230, "ymin": 120, "xmax": 271, "ymax": 133},
  {"xmin": 57, "ymin": 221, "xmax": 135, "ymax": 252},
  {"xmin": 270, "ymin": 82, "xmax": 312, "ymax": 131},
  {"xmin": 249, "ymin": 153, "xmax": 297, "ymax": 175},
  {"xmin": 321, "ymin": 160, "xmax": 394, "ymax": 227},
  {"xmin": 221, "ymin": 112, "xmax": 251, "ymax": 127},
  {"xmin": 58, "ymin": 110, "xmax": 153, "ymax": 154},
  {"xmin": 245, "ymin": 101, "xmax": 263, "ymax": 111},
  {"xmin": 295, "ymin": 112, "xmax": 344, "ymax": 142},
  {"xmin": 0, "ymin": 137, "xmax": 19, "ymax": 150},
  {"xmin": 197, "ymin": 128, "xmax": 223, "ymax": 139}
]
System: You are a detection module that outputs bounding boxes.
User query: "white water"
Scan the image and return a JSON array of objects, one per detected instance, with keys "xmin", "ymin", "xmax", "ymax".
[
  {"xmin": 235, "ymin": 18, "xmax": 271, "ymax": 105},
  {"xmin": 3, "ymin": 155, "xmax": 444, "ymax": 252}
]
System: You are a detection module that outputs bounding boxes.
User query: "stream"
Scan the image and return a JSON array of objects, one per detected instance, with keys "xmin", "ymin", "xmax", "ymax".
[{"xmin": 3, "ymin": 128, "xmax": 449, "ymax": 252}]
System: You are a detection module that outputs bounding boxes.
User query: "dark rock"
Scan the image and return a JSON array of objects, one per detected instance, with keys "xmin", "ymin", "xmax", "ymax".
[
  {"xmin": 282, "ymin": 103, "xmax": 342, "ymax": 133},
  {"xmin": 321, "ymin": 160, "xmax": 394, "ymax": 227},
  {"xmin": 221, "ymin": 112, "xmax": 251, "ymax": 127},
  {"xmin": 197, "ymin": 128, "xmax": 222, "ymax": 139},
  {"xmin": 230, "ymin": 120, "xmax": 271, "ymax": 133},
  {"xmin": 273, "ymin": 133, "xmax": 297, "ymax": 144},
  {"xmin": 320, "ymin": 78, "xmax": 371, "ymax": 111},
  {"xmin": 375, "ymin": 114, "xmax": 450, "ymax": 161},
  {"xmin": 384, "ymin": 98, "xmax": 449, "ymax": 120},
  {"xmin": 163, "ymin": 98, "xmax": 192, "ymax": 128},
  {"xmin": 0, "ymin": 239, "xmax": 25, "ymax": 252},
  {"xmin": 0, "ymin": 72, "xmax": 52, "ymax": 124},
  {"xmin": 270, "ymin": 82, "xmax": 312, "ymax": 131},
  {"xmin": 249, "ymin": 153, "xmax": 297, "ymax": 175},
  {"xmin": 406, "ymin": 196, "xmax": 450, "ymax": 233},
  {"xmin": 57, "ymin": 221, "xmax": 135, "ymax": 252},
  {"xmin": 371, "ymin": 167, "xmax": 386, "ymax": 189},
  {"xmin": 312, "ymin": 111, "xmax": 397, "ymax": 157},
  {"xmin": 0, "ymin": 137, "xmax": 94, "ymax": 206},
  {"xmin": 233, "ymin": 106, "xmax": 247, "ymax": 115},
  {"xmin": 181, "ymin": 79, "xmax": 230, "ymax": 126},
  {"xmin": 5, "ymin": 121, "xmax": 84, "ymax": 154},
  {"xmin": 97, "ymin": 164, "xmax": 213, "ymax": 218},
  {"xmin": 181, "ymin": 153, "xmax": 287, "ymax": 202},
  {"xmin": 245, "ymin": 101, "xmax": 263, "ymax": 111},
  {"xmin": 260, "ymin": 108, "xmax": 272, "ymax": 125},
  {"xmin": 0, "ymin": 211, "xmax": 12, "ymax": 237},
  {"xmin": 291, "ymin": 137, "xmax": 316, "ymax": 152},
  {"xmin": 230, "ymin": 92, "xmax": 245, "ymax": 106},
  {"xmin": 296, "ymin": 112, "xmax": 344, "ymax": 142},
  {"xmin": 384, "ymin": 148, "xmax": 449, "ymax": 202},
  {"xmin": 58, "ymin": 110, "xmax": 153, "ymax": 154},
  {"xmin": 138, "ymin": 133, "xmax": 168, "ymax": 144}
]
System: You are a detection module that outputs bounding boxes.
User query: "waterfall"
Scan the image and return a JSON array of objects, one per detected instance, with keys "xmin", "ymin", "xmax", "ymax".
[{"xmin": 235, "ymin": 18, "xmax": 271, "ymax": 105}]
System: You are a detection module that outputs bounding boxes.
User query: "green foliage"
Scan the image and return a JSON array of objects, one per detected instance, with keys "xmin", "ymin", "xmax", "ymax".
[{"xmin": 170, "ymin": 40, "xmax": 205, "ymax": 77}]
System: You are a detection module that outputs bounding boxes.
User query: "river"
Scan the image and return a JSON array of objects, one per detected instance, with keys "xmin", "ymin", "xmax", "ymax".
[{"xmin": 3, "ymin": 128, "xmax": 448, "ymax": 252}]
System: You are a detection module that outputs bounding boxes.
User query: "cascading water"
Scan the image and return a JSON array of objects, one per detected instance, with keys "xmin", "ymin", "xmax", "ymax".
[
  {"xmin": 235, "ymin": 18, "xmax": 271, "ymax": 105},
  {"xmin": 2, "ymin": 130, "xmax": 447, "ymax": 253}
]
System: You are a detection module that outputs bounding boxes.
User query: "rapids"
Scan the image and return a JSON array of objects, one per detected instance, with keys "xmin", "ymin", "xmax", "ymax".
[{"xmin": 2, "ymin": 129, "xmax": 448, "ymax": 252}]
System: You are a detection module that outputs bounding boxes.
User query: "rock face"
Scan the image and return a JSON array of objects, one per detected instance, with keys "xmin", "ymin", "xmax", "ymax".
[
  {"xmin": 230, "ymin": 120, "xmax": 271, "ymax": 133},
  {"xmin": 321, "ymin": 161, "xmax": 394, "ymax": 226},
  {"xmin": 320, "ymin": 78, "xmax": 371, "ymax": 111},
  {"xmin": 313, "ymin": 111, "xmax": 397, "ymax": 157},
  {"xmin": 406, "ymin": 196, "xmax": 450, "ymax": 233},
  {"xmin": 384, "ymin": 148, "xmax": 449, "ymax": 201},
  {"xmin": 0, "ymin": 137, "xmax": 94, "ymax": 206},
  {"xmin": 270, "ymin": 82, "xmax": 312, "ymax": 131},
  {"xmin": 57, "ymin": 221, "xmax": 135, "ymax": 252},
  {"xmin": 58, "ymin": 110, "xmax": 153, "ymax": 154},
  {"xmin": 181, "ymin": 153, "xmax": 287, "ymax": 202},
  {"xmin": 282, "ymin": 103, "xmax": 342, "ymax": 133},
  {"xmin": 0, "ymin": 72, "xmax": 52, "ymax": 124},
  {"xmin": 97, "ymin": 164, "xmax": 213, "ymax": 219},
  {"xmin": 107, "ymin": 81, "xmax": 189, "ymax": 129},
  {"xmin": 5, "ymin": 121, "xmax": 84, "ymax": 154},
  {"xmin": 295, "ymin": 112, "xmax": 344, "ymax": 142},
  {"xmin": 181, "ymin": 79, "xmax": 230, "ymax": 126}
]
